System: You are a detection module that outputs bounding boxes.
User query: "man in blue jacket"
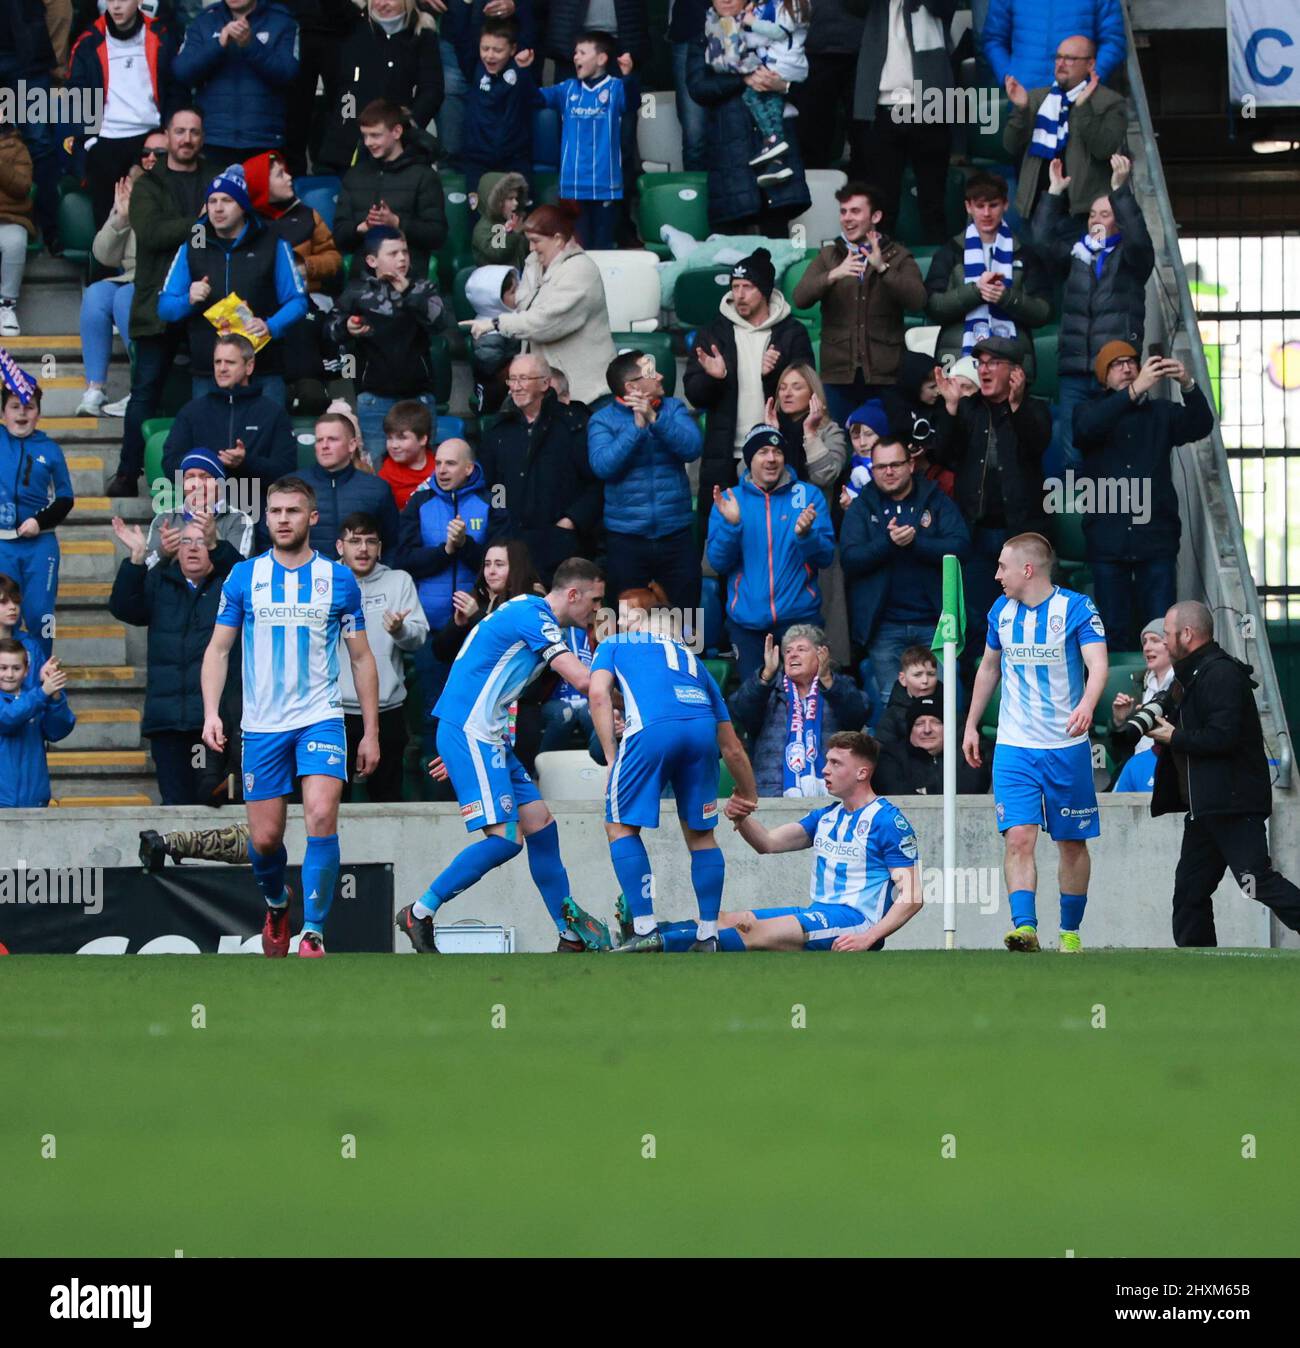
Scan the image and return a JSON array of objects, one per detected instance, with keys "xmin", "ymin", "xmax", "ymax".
[
  {"xmin": 981, "ymin": 0, "xmax": 1125, "ymax": 91},
  {"xmin": 0, "ymin": 639, "xmax": 75, "ymax": 808},
  {"xmin": 839, "ymin": 430, "xmax": 970, "ymax": 711},
  {"xmin": 0, "ymin": 382, "xmax": 75, "ymax": 657},
  {"xmin": 299, "ymin": 411, "xmax": 399, "ymax": 557},
  {"xmin": 588, "ymin": 349, "xmax": 703, "ymax": 610},
  {"xmin": 172, "ymin": 0, "xmax": 301, "ymax": 164},
  {"xmin": 706, "ymin": 425, "xmax": 836, "ymax": 681}
]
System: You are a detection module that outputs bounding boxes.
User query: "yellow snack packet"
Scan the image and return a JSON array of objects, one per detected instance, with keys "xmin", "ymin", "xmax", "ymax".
[{"xmin": 202, "ymin": 291, "xmax": 270, "ymax": 351}]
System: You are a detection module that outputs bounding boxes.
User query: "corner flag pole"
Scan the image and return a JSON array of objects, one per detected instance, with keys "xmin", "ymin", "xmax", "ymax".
[{"xmin": 932, "ymin": 556, "xmax": 966, "ymax": 951}]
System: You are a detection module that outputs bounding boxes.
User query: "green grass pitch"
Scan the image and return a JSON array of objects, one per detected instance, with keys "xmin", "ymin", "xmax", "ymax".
[{"xmin": 3, "ymin": 950, "xmax": 1298, "ymax": 1257}]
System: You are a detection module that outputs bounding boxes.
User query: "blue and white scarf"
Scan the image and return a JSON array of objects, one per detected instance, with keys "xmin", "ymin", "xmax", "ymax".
[
  {"xmin": 962, "ymin": 221, "xmax": 1016, "ymax": 353},
  {"xmin": 1028, "ymin": 79, "xmax": 1088, "ymax": 159},
  {"xmin": 1070, "ymin": 230, "xmax": 1123, "ymax": 278},
  {"xmin": 782, "ymin": 676, "xmax": 824, "ymax": 798}
]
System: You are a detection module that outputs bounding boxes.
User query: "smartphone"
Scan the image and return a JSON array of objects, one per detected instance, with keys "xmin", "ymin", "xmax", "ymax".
[{"xmin": 1148, "ymin": 342, "xmax": 1165, "ymax": 360}]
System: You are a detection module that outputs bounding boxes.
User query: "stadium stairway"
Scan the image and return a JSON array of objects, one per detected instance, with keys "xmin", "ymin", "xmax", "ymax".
[{"xmin": 8, "ymin": 253, "xmax": 156, "ymax": 807}]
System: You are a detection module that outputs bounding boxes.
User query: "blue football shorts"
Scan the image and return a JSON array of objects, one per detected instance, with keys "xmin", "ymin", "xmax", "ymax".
[
  {"xmin": 241, "ymin": 718, "xmax": 349, "ymax": 801},
  {"xmin": 992, "ymin": 740, "xmax": 1100, "ymax": 840}
]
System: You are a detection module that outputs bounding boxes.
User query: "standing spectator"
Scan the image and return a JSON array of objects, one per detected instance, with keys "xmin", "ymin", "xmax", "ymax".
[
  {"xmin": 793, "ymin": 181, "xmax": 927, "ymax": 425},
  {"xmin": 327, "ymin": 224, "xmax": 443, "ymax": 466},
  {"xmin": 301, "ymin": 411, "xmax": 400, "ymax": 553},
  {"xmin": 588, "ymin": 347, "xmax": 703, "ymax": 610},
  {"xmin": 981, "ymin": 0, "xmax": 1125, "ymax": 92},
  {"xmin": 172, "ymin": 0, "xmax": 301, "ymax": 164},
  {"xmin": 156, "ymin": 162, "xmax": 309, "ymax": 397},
  {"xmin": 729, "ymin": 624, "xmax": 866, "ymax": 797},
  {"xmin": 0, "ymin": 639, "xmax": 74, "ymax": 808},
  {"xmin": 540, "ymin": 622, "xmax": 596, "ymax": 752},
  {"xmin": 536, "ymin": 31, "xmax": 635, "ymax": 250},
  {"xmin": 478, "ymin": 352, "xmax": 602, "ymax": 586},
  {"xmin": 281, "ymin": 0, "xmax": 354, "ymax": 175},
  {"xmin": 683, "ymin": 247, "xmax": 814, "ymax": 538},
  {"xmin": 440, "ymin": 0, "xmax": 539, "ymax": 162},
  {"xmin": 0, "ymin": 110, "xmax": 34, "ymax": 338},
  {"xmin": 668, "ymin": 0, "xmax": 711, "ymax": 172},
  {"xmin": 316, "ymin": 0, "xmax": 444, "ymax": 177},
  {"xmin": 76, "ymin": 133, "xmax": 168, "ymax": 418},
  {"xmin": 108, "ymin": 516, "xmax": 235, "ymax": 805},
  {"xmin": 0, "ymin": 383, "xmax": 73, "ymax": 657},
  {"xmin": 464, "ymin": 204, "xmax": 615, "ymax": 406},
  {"xmin": 1073, "ymin": 344, "xmax": 1214, "ymax": 652},
  {"xmin": 0, "ymin": 0, "xmax": 59, "ymax": 251},
  {"xmin": 335, "ymin": 510, "xmax": 428, "ymax": 803},
  {"xmin": 925, "ymin": 170, "xmax": 1052, "ymax": 375},
  {"xmin": 454, "ymin": 16, "xmax": 536, "ymax": 194},
  {"xmin": 843, "ymin": 0, "xmax": 958, "ymax": 245},
  {"xmin": 706, "ymin": 425, "xmax": 835, "ymax": 680},
  {"xmin": 378, "ymin": 399, "xmax": 434, "ymax": 511},
  {"xmin": 930, "ymin": 339, "xmax": 1051, "ymax": 675},
  {"xmin": 161, "ymin": 334, "xmax": 297, "ymax": 497},
  {"xmin": 140, "ymin": 449, "xmax": 255, "ymax": 573},
  {"xmin": 332, "ymin": 98, "xmax": 447, "ymax": 283},
  {"xmin": 1033, "ymin": 153, "xmax": 1154, "ymax": 472},
  {"xmin": 0, "ymin": 571, "xmax": 44, "ymax": 685},
  {"xmin": 106, "ymin": 106, "xmax": 212, "ymax": 498},
  {"xmin": 791, "ymin": 0, "xmax": 865, "ymax": 172},
  {"xmin": 838, "ymin": 431, "xmax": 969, "ymax": 707},
  {"xmin": 766, "ymin": 363, "xmax": 847, "ymax": 490},
  {"xmin": 67, "ymin": 0, "xmax": 182, "ymax": 229},
  {"xmin": 1003, "ymin": 35, "xmax": 1127, "ymax": 226},
  {"xmin": 686, "ymin": 29, "xmax": 810, "ymax": 233},
  {"xmin": 874, "ymin": 695, "xmax": 990, "ymax": 795}
]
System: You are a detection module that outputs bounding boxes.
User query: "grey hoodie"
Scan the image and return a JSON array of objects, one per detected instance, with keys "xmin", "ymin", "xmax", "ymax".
[{"xmin": 337, "ymin": 563, "xmax": 430, "ymax": 713}]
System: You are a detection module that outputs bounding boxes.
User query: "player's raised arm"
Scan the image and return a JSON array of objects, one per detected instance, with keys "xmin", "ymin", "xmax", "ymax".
[
  {"xmin": 200, "ymin": 624, "xmax": 237, "ymax": 752},
  {"xmin": 588, "ymin": 667, "xmax": 619, "ymax": 764},
  {"xmin": 963, "ymin": 643, "xmax": 1002, "ymax": 768},
  {"xmin": 1066, "ymin": 640, "xmax": 1109, "ymax": 739},
  {"xmin": 832, "ymin": 866, "xmax": 923, "ymax": 951},
  {"xmin": 344, "ymin": 631, "xmax": 381, "ymax": 776}
]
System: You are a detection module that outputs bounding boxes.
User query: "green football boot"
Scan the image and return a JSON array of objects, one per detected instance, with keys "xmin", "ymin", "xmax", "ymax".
[
  {"xmin": 609, "ymin": 930, "xmax": 665, "ymax": 953},
  {"xmin": 613, "ymin": 893, "xmax": 636, "ymax": 944},
  {"xmin": 1058, "ymin": 931, "xmax": 1083, "ymax": 954},
  {"xmin": 1003, "ymin": 924, "xmax": 1041, "ymax": 953},
  {"xmin": 561, "ymin": 897, "xmax": 613, "ymax": 951}
]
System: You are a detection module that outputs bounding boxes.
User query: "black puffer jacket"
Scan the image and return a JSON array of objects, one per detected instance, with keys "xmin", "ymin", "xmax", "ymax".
[
  {"xmin": 1032, "ymin": 181, "xmax": 1155, "ymax": 379},
  {"xmin": 1152, "ymin": 642, "xmax": 1274, "ymax": 820},
  {"xmin": 333, "ymin": 137, "xmax": 447, "ymax": 279},
  {"xmin": 327, "ymin": 273, "xmax": 444, "ymax": 395},
  {"xmin": 317, "ymin": 10, "xmax": 444, "ymax": 173},
  {"xmin": 684, "ymin": 38, "xmax": 812, "ymax": 229},
  {"xmin": 545, "ymin": 0, "xmax": 650, "ymax": 65}
]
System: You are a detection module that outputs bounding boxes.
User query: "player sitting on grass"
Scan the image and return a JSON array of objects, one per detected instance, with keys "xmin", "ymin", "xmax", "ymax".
[
  {"xmin": 397, "ymin": 556, "xmax": 612, "ymax": 954},
  {"xmin": 962, "ymin": 532, "xmax": 1108, "ymax": 954},
  {"xmin": 200, "ymin": 476, "xmax": 382, "ymax": 958},
  {"xmin": 592, "ymin": 587, "xmax": 759, "ymax": 953},
  {"xmin": 615, "ymin": 730, "xmax": 922, "ymax": 951}
]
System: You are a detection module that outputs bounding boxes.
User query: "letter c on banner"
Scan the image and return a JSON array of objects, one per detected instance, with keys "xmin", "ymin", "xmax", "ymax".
[{"xmin": 1246, "ymin": 28, "xmax": 1295, "ymax": 86}]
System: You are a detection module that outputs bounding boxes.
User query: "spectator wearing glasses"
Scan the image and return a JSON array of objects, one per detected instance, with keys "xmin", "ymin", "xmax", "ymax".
[
  {"xmin": 76, "ymin": 131, "xmax": 169, "ymax": 419},
  {"xmin": 135, "ymin": 448, "xmax": 254, "ymax": 575}
]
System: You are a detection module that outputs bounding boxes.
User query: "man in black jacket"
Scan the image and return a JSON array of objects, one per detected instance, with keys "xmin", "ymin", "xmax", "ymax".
[
  {"xmin": 1073, "ymin": 342, "xmax": 1216, "ymax": 652},
  {"xmin": 874, "ymin": 695, "xmax": 990, "ymax": 796},
  {"xmin": 1147, "ymin": 600, "xmax": 1300, "ymax": 947},
  {"xmin": 931, "ymin": 336, "xmax": 1052, "ymax": 675},
  {"xmin": 478, "ymin": 353, "xmax": 601, "ymax": 587},
  {"xmin": 683, "ymin": 248, "xmax": 814, "ymax": 539}
]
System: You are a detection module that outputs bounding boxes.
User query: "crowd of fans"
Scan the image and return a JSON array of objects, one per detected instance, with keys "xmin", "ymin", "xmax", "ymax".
[{"xmin": 0, "ymin": 0, "xmax": 1218, "ymax": 810}]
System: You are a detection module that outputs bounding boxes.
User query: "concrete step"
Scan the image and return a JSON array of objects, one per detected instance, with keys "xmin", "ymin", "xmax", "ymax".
[
  {"xmin": 61, "ymin": 539, "xmax": 117, "ymax": 580},
  {"xmin": 40, "ymin": 374, "xmax": 133, "ymax": 418},
  {"xmin": 52, "ymin": 792, "xmax": 157, "ymax": 808},
  {"xmin": 67, "ymin": 497, "xmax": 153, "ymax": 524},
  {"xmin": 48, "ymin": 748, "xmax": 150, "ymax": 776},
  {"xmin": 12, "ymin": 283, "xmax": 92, "ymax": 335},
  {"xmin": 67, "ymin": 451, "xmax": 109, "ymax": 496},
  {"xmin": 59, "ymin": 581, "xmax": 112, "ymax": 602},
  {"xmin": 61, "ymin": 664, "xmax": 145, "ymax": 691},
  {"xmin": 52, "ymin": 621, "xmax": 127, "ymax": 666},
  {"xmin": 62, "ymin": 706, "xmax": 142, "ymax": 751}
]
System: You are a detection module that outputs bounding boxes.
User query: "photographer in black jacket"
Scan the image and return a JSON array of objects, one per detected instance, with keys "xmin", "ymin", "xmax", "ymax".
[{"xmin": 1146, "ymin": 600, "xmax": 1300, "ymax": 946}]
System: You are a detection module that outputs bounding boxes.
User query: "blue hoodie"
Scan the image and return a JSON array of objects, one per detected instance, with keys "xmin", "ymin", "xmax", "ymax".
[
  {"xmin": 706, "ymin": 469, "xmax": 835, "ymax": 632},
  {"xmin": 0, "ymin": 684, "xmax": 75, "ymax": 807},
  {"xmin": 0, "ymin": 427, "xmax": 75, "ymax": 532}
]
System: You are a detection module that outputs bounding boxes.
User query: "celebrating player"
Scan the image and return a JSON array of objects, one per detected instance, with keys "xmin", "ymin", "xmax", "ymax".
[
  {"xmin": 962, "ymin": 532, "xmax": 1108, "ymax": 953},
  {"xmin": 621, "ymin": 731, "xmax": 922, "ymax": 951},
  {"xmin": 396, "ymin": 556, "xmax": 608, "ymax": 953},
  {"xmin": 201, "ymin": 476, "xmax": 380, "ymax": 958},
  {"xmin": 592, "ymin": 588, "xmax": 759, "ymax": 953}
]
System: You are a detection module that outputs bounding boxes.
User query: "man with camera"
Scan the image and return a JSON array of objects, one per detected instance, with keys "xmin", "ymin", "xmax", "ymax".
[{"xmin": 1145, "ymin": 600, "xmax": 1300, "ymax": 946}]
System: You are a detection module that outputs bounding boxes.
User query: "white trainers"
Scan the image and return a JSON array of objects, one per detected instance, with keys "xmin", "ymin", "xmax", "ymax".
[
  {"xmin": 100, "ymin": 394, "xmax": 130, "ymax": 417},
  {"xmin": 0, "ymin": 301, "xmax": 19, "ymax": 337},
  {"xmin": 75, "ymin": 387, "xmax": 107, "ymax": 417}
]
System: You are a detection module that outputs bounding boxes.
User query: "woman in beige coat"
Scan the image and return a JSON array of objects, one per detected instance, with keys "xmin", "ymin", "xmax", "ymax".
[{"xmin": 467, "ymin": 204, "xmax": 616, "ymax": 406}]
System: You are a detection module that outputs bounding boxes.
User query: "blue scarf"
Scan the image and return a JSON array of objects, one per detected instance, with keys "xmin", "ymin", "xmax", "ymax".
[
  {"xmin": 781, "ymin": 675, "xmax": 824, "ymax": 798},
  {"xmin": 1071, "ymin": 230, "xmax": 1123, "ymax": 278},
  {"xmin": 962, "ymin": 220, "xmax": 1016, "ymax": 354},
  {"xmin": 1028, "ymin": 79, "xmax": 1087, "ymax": 159}
]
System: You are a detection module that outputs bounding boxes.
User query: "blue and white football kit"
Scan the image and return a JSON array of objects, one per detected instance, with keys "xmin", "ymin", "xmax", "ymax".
[
  {"xmin": 592, "ymin": 632, "xmax": 731, "ymax": 940},
  {"xmin": 986, "ymin": 585, "xmax": 1104, "ymax": 841},
  {"xmin": 537, "ymin": 76, "xmax": 627, "ymax": 201}
]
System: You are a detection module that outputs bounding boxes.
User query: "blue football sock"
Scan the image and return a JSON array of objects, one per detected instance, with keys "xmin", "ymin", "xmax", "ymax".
[
  {"xmin": 420, "ymin": 833, "xmax": 522, "ymax": 915},
  {"xmin": 525, "ymin": 820, "xmax": 574, "ymax": 933},
  {"xmin": 661, "ymin": 925, "xmax": 698, "ymax": 952},
  {"xmin": 301, "ymin": 834, "xmax": 340, "ymax": 935},
  {"xmin": 609, "ymin": 834, "xmax": 654, "ymax": 919},
  {"xmin": 1060, "ymin": 892, "xmax": 1087, "ymax": 932},
  {"xmin": 690, "ymin": 847, "xmax": 725, "ymax": 923},
  {"xmin": 1009, "ymin": 889, "xmax": 1037, "ymax": 930},
  {"xmin": 718, "ymin": 928, "xmax": 746, "ymax": 951},
  {"xmin": 248, "ymin": 842, "xmax": 288, "ymax": 906}
]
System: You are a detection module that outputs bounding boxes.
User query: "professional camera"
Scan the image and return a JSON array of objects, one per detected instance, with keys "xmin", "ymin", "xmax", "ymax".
[{"xmin": 1128, "ymin": 688, "xmax": 1176, "ymax": 737}]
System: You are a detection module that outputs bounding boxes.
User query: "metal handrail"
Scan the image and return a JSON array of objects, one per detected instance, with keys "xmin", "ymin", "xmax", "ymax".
[{"xmin": 1121, "ymin": 1, "xmax": 1293, "ymax": 788}]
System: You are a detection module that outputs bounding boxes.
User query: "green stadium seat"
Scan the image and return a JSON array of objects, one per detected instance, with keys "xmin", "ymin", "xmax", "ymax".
[
  {"xmin": 781, "ymin": 250, "xmax": 822, "ymax": 340},
  {"xmin": 141, "ymin": 417, "xmax": 174, "ymax": 443},
  {"xmin": 673, "ymin": 266, "xmax": 732, "ymax": 331},
  {"xmin": 57, "ymin": 190, "xmax": 97, "ymax": 269},
  {"xmin": 894, "ymin": 165, "xmax": 968, "ymax": 247},
  {"xmin": 531, "ymin": 170, "xmax": 560, "ymax": 205},
  {"xmin": 611, "ymin": 330, "xmax": 676, "ymax": 396},
  {"xmin": 144, "ymin": 429, "xmax": 171, "ymax": 503},
  {"xmin": 436, "ymin": 172, "xmax": 472, "ymax": 288},
  {"xmin": 1046, "ymin": 479, "xmax": 1088, "ymax": 564},
  {"xmin": 1033, "ymin": 324, "xmax": 1060, "ymax": 401},
  {"xmin": 977, "ymin": 682, "xmax": 1001, "ymax": 740},
  {"xmin": 967, "ymin": 94, "xmax": 1011, "ymax": 164},
  {"xmin": 703, "ymin": 657, "xmax": 736, "ymax": 695},
  {"xmin": 451, "ymin": 264, "xmax": 477, "ymax": 323},
  {"xmin": 637, "ymin": 180, "xmax": 709, "ymax": 259},
  {"xmin": 295, "ymin": 426, "xmax": 318, "ymax": 469}
]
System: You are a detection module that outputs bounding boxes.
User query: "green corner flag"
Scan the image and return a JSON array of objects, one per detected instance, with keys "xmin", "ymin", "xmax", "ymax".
[{"xmin": 932, "ymin": 554, "xmax": 965, "ymax": 659}]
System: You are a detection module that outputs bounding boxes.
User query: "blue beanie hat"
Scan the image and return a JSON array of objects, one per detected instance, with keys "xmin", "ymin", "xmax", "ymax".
[
  {"xmin": 845, "ymin": 398, "xmax": 889, "ymax": 436},
  {"xmin": 205, "ymin": 164, "xmax": 253, "ymax": 216},
  {"xmin": 179, "ymin": 448, "xmax": 227, "ymax": 480}
]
